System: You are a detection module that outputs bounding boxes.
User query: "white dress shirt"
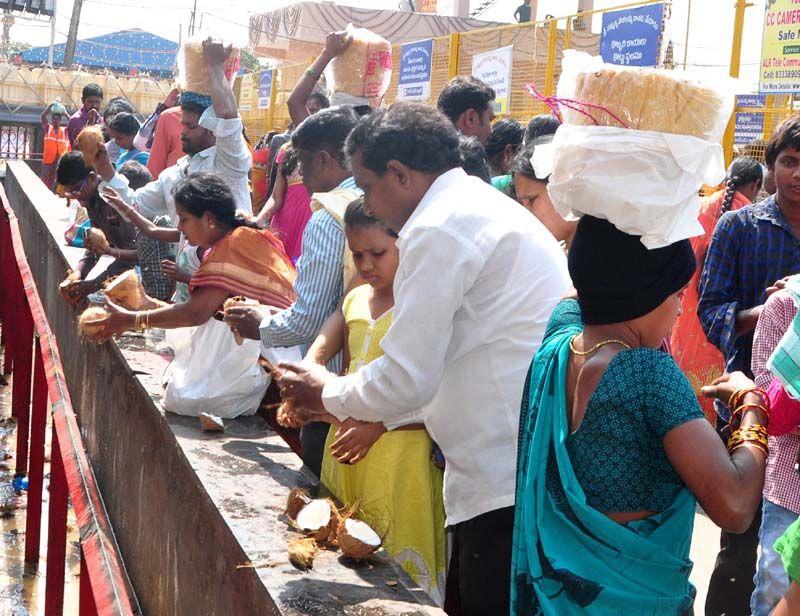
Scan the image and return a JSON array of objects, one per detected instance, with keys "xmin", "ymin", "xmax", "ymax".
[
  {"xmin": 101, "ymin": 106, "xmax": 252, "ymax": 223},
  {"xmin": 322, "ymin": 168, "xmax": 570, "ymax": 526}
]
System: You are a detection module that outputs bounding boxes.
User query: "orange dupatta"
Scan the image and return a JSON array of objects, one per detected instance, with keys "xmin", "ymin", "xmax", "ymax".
[
  {"xmin": 670, "ymin": 189, "xmax": 752, "ymax": 421},
  {"xmin": 189, "ymin": 226, "xmax": 296, "ymax": 310}
]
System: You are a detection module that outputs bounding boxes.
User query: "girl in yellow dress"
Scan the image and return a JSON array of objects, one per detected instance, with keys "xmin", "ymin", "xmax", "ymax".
[{"xmin": 306, "ymin": 198, "xmax": 447, "ymax": 606}]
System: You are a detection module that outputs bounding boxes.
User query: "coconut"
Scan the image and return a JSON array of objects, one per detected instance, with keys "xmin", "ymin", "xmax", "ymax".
[
  {"xmin": 288, "ymin": 537, "xmax": 317, "ymax": 571},
  {"xmin": 276, "ymin": 400, "xmax": 295, "ymax": 427},
  {"xmin": 77, "ymin": 306, "xmax": 108, "ymax": 336},
  {"xmin": 74, "ymin": 125, "xmax": 105, "ymax": 169},
  {"xmin": 285, "ymin": 487, "xmax": 311, "ymax": 521},
  {"xmin": 222, "ymin": 295, "xmax": 260, "ymax": 345},
  {"xmin": 198, "ymin": 412, "xmax": 224, "ymax": 432},
  {"xmin": 85, "ymin": 227, "xmax": 110, "ymax": 255},
  {"xmin": 295, "ymin": 498, "xmax": 340, "ymax": 545},
  {"xmin": 338, "ymin": 517, "xmax": 381, "ymax": 560},
  {"xmin": 104, "ymin": 270, "xmax": 148, "ymax": 310}
]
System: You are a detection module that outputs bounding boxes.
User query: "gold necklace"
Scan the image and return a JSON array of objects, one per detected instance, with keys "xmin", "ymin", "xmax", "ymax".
[{"xmin": 569, "ymin": 335, "xmax": 632, "ymax": 356}]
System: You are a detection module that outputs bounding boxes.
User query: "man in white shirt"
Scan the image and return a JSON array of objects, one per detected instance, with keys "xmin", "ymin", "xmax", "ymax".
[
  {"xmin": 94, "ymin": 40, "xmax": 251, "ymax": 220},
  {"xmin": 277, "ymin": 102, "xmax": 569, "ymax": 614}
]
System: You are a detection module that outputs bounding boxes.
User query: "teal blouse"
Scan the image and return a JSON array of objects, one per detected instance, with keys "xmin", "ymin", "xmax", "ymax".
[{"xmin": 540, "ymin": 299, "xmax": 704, "ymax": 513}]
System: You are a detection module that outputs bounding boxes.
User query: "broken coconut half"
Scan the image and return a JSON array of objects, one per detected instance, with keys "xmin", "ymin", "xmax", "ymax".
[
  {"xmin": 198, "ymin": 412, "xmax": 224, "ymax": 432},
  {"xmin": 295, "ymin": 498, "xmax": 340, "ymax": 545},
  {"xmin": 104, "ymin": 270, "xmax": 149, "ymax": 310},
  {"xmin": 285, "ymin": 488, "xmax": 312, "ymax": 521},
  {"xmin": 338, "ymin": 518, "xmax": 381, "ymax": 560}
]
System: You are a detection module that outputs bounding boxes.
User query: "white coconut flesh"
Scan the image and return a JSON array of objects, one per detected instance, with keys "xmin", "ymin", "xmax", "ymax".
[
  {"xmin": 344, "ymin": 518, "xmax": 381, "ymax": 547},
  {"xmin": 296, "ymin": 499, "xmax": 332, "ymax": 531}
]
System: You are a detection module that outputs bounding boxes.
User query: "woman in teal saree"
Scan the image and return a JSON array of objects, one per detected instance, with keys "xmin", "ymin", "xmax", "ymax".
[{"xmin": 512, "ymin": 216, "xmax": 770, "ymax": 615}]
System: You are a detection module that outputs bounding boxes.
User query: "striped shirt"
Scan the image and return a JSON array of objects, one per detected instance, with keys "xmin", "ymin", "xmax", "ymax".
[{"xmin": 259, "ymin": 177, "xmax": 359, "ymax": 373}]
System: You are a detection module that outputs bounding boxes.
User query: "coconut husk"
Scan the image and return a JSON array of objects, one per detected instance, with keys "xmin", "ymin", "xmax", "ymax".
[
  {"xmin": 103, "ymin": 270, "xmax": 149, "ymax": 310},
  {"xmin": 222, "ymin": 295, "xmax": 260, "ymax": 345},
  {"xmin": 198, "ymin": 412, "xmax": 224, "ymax": 432},
  {"xmin": 285, "ymin": 487, "xmax": 312, "ymax": 521},
  {"xmin": 85, "ymin": 227, "xmax": 110, "ymax": 255},
  {"xmin": 74, "ymin": 125, "xmax": 105, "ymax": 169},
  {"xmin": 77, "ymin": 306, "xmax": 108, "ymax": 337},
  {"xmin": 288, "ymin": 537, "xmax": 318, "ymax": 571},
  {"xmin": 337, "ymin": 517, "xmax": 381, "ymax": 561}
]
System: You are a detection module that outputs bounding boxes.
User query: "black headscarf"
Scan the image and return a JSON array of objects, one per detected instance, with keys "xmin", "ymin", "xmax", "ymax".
[{"xmin": 568, "ymin": 216, "xmax": 696, "ymax": 325}]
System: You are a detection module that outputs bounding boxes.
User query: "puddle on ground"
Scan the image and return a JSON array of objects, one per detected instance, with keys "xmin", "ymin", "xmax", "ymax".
[{"xmin": 0, "ymin": 348, "xmax": 80, "ymax": 615}]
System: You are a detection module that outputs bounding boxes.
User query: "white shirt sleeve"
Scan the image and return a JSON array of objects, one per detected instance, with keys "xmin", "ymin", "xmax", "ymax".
[
  {"xmin": 200, "ymin": 106, "xmax": 251, "ymax": 180},
  {"xmin": 100, "ymin": 173, "xmax": 168, "ymax": 221},
  {"xmin": 322, "ymin": 225, "xmax": 486, "ymax": 428}
]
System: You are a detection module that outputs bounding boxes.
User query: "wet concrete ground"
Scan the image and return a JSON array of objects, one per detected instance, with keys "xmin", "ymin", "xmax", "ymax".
[{"xmin": 0, "ymin": 348, "xmax": 80, "ymax": 615}]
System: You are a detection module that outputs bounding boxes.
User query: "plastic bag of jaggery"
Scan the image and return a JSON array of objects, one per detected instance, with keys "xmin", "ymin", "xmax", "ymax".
[
  {"xmin": 325, "ymin": 24, "xmax": 392, "ymax": 100},
  {"xmin": 555, "ymin": 50, "xmax": 735, "ymax": 143},
  {"xmin": 177, "ymin": 37, "xmax": 241, "ymax": 96}
]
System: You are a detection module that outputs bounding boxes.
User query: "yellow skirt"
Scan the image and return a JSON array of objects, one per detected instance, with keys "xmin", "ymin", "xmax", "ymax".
[{"xmin": 321, "ymin": 426, "xmax": 447, "ymax": 606}]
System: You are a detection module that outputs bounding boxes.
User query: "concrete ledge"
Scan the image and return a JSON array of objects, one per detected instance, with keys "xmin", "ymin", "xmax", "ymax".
[{"xmin": 4, "ymin": 161, "xmax": 443, "ymax": 616}]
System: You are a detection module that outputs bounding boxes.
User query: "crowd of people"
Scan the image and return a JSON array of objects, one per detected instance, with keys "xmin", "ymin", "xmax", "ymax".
[{"xmin": 40, "ymin": 32, "xmax": 800, "ymax": 616}]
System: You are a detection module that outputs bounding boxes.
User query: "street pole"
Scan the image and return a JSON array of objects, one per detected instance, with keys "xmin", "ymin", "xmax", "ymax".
[
  {"xmin": 189, "ymin": 0, "xmax": 198, "ymax": 36},
  {"xmin": 47, "ymin": 0, "xmax": 57, "ymax": 67},
  {"xmin": 682, "ymin": 0, "xmax": 691, "ymax": 69},
  {"xmin": 722, "ymin": 0, "xmax": 753, "ymax": 166},
  {"xmin": 63, "ymin": 0, "xmax": 84, "ymax": 68}
]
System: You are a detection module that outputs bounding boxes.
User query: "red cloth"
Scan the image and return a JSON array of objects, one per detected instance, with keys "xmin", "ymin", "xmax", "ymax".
[
  {"xmin": 146, "ymin": 107, "xmax": 184, "ymax": 179},
  {"xmin": 767, "ymin": 378, "xmax": 800, "ymax": 437},
  {"xmin": 670, "ymin": 189, "xmax": 752, "ymax": 421}
]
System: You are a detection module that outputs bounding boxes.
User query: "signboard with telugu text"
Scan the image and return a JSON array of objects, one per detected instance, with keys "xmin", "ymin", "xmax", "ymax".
[
  {"xmin": 471, "ymin": 45, "xmax": 513, "ymax": 115},
  {"xmin": 398, "ymin": 39, "xmax": 433, "ymax": 101},
  {"xmin": 258, "ymin": 71, "xmax": 273, "ymax": 110},
  {"xmin": 239, "ymin": 73, "xmax": 254, "ymax": 112},
  {"xmin": 760, "ymin": 0, "xmax": 800, "ymax": 93},
  {"xmin": 734, "ymin": 94, "xmax": 767, "ymax": 146},
  {"xmin": 599, "ymin": 3, "xmax": 665, "ymax": 67}
]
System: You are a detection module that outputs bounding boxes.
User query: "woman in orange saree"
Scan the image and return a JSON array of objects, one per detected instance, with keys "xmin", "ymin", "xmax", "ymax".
[
  {"xmin": 670, "ymin": 156, "xmax": 763, "ymax": 420},
  {"xmin": 88, "ymin": 172, "xmax": 296, "ymax": 418}
]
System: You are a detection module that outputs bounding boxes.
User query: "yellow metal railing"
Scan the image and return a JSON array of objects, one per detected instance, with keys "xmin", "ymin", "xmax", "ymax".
[{"xmin": 236, "ymin": 0, "xmax": 796, "ymax": 167}]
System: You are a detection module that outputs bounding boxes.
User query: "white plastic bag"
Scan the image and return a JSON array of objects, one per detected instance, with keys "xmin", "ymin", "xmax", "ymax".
[
  {"xmin": 547, "ymin": 124, "xmax": 725, "ymax": 249},
  {"xmin": 163, "ymin": 318, "xmax": 267, "ymax": 418},
  {"xmin": 326, "ymin": 24, "xmax": 392, "ymax": 100},
  {"xmin": 556, "ymin": 50, "xmax": 736, "ymax": 143}
]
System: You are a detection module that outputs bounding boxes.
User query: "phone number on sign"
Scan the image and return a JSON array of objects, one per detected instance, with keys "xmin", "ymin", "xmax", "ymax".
[{"xmin": 773, "ymin": 69, "xmax": 800, "ymax": 79}]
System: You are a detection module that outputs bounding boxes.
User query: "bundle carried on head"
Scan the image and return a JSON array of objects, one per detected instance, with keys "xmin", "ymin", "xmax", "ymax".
[
  {"xmin": 75, "ymin": 125, "xmax": 105, "ymax": 170},
  {"xmin": 557, "ymin": 50, "xmax": 732, "ymax": 142},
  {"xmin": 326, "ymin": 25, "xmax": 392, "ymax": 101},
  {"xmin": 177, "ymin": 38, "xmax": 240, "ymax": 98},
  {"xmin": 51, "ymin": 99, "xmax": 67, "ymax": 117},
  {"xmin": 545, "ymin": 51, "xmax": 734, "ymax": 249}
]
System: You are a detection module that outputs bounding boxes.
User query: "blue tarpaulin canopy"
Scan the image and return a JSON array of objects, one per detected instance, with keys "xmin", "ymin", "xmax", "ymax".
[{"xmin": 22, "ymin": 29, "xmax": 177, "ymax": 77}]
